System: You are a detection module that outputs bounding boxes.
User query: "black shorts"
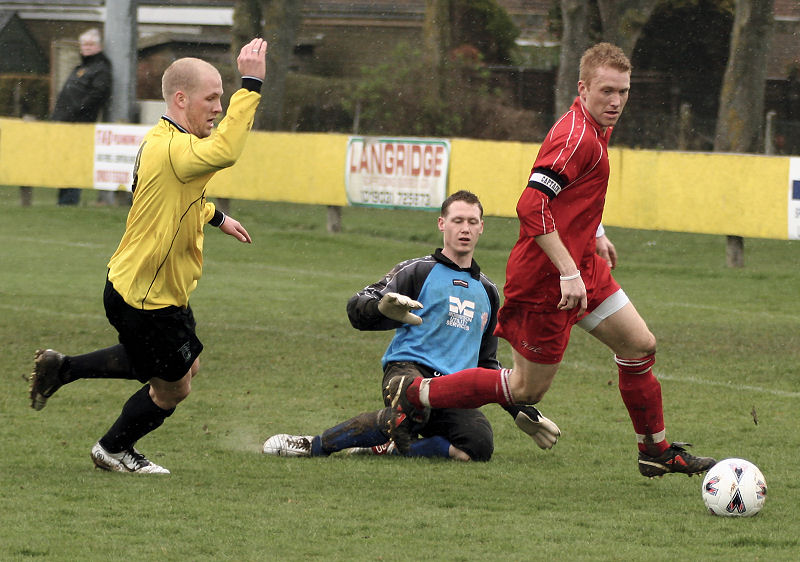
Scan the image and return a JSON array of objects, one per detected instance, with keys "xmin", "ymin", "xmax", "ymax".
[
  {"xmin": 104, "ymin": 279, "xmax": 203, "ymax": 383},
  {"xmin": 382, "ymin": 362, "xmax": 494, "ymax": 461}
]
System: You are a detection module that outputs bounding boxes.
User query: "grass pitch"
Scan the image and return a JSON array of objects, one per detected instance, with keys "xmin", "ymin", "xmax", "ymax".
[{"xmin": 1, "ymin": 187, "xmax": 799, "ymax": 560}]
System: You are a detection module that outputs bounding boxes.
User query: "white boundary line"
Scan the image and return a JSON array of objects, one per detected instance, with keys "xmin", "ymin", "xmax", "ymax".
[
  {"xmin": 656, "ymin": 372, "xmax": 800, "ymax": 398},
  {"xmin": 8, "ymin": 303, "xmax": 797, "ymax": 398},
  {"xmin": 4, "ymin": 235, "xmax": 110, "ymax": 250},
  {"xmin": 563, "ymin": 358, "xmax": 800, "ymax": 399}
]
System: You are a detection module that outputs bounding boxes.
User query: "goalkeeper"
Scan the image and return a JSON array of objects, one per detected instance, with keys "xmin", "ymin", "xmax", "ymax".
[{"xmin": 263, "ymin": 190, "xmax": 560, "ymax": 461}]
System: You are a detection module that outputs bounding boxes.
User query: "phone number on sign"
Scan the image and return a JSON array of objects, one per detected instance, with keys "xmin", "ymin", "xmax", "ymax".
[{"xmin": 360, "ymin": 190, "xmax": 432, "ymax": 207}]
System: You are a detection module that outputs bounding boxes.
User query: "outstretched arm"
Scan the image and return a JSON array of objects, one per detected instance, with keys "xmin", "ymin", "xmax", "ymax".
[
  {"xmin": 347, "ymin": 257, "xmax": 427, "ymax": 331},
  {"xmin": 377, "ymin": 293, "xmax": 423, "ymax": 326}
]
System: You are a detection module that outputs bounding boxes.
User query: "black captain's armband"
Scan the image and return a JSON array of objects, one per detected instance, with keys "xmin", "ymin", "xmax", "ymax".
[{"xmin": 527, "ymin": 167, "xmax": 565, "ymax": 199}]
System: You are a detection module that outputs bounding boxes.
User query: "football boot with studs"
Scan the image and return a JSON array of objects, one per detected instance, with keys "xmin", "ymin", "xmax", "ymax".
[
  {"xmin": 384, "ymin": 375, "xmax": 427, "ymax": 455},
  {"xmin": 28, "ymin": 349, "xmax": 66, "ymax": 411},
  {"xmin": 638, "ymin": 442, "xmax": 715, "ymax": 478},
  {"xmin": 91, "ymin": 441, "xmax": 170, "ymax": 474},
  {"xmin": 262, "ymin": 434, "xmax": 314, "ymax": 457}
]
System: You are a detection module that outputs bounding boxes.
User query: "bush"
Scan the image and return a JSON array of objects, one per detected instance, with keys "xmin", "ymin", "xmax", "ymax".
[
  {"xmin": 349, "ymin": 43, "xmax": 546, "ymax": 141},
  {"xmin": 452, "ymin": 0, "xmax": 520, "ymax": 65},
  {"xmin": 280, "ymin": 73, "xmax": 357, "ymax": 133}
]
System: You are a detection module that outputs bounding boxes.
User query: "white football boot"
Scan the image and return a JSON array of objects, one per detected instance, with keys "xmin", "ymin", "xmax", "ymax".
[
  {"xmin": 262, "ymin": 434, "xmax": 314, "ymax": 457},
  {"xmin": 91, "ymin": 441, "xmax": 170, "ymax": 474}
]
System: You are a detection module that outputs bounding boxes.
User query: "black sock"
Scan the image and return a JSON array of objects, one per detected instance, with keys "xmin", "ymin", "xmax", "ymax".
[
  {"xmin": 98, "ymin": 384, "xmax": 175, "ymax": 453},
  {"xmin": 61, "ymin": 344, "xmax": 137, "ymax": 383}
]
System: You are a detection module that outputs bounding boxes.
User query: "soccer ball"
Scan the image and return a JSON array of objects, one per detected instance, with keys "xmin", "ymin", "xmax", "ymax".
[{"xmin": 701, "ymin": 458, "xmax": 767, "ymax": 517}]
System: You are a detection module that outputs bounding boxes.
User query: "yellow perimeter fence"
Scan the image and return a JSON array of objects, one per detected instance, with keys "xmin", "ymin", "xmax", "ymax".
[{"xmin": 0, "ymin": 118, "xmax": 794, "ymax": 240}]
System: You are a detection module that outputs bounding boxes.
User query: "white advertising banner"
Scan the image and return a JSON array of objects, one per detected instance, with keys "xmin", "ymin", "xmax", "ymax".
[
  {"xmin": 93, "ymin": 124, "xmax": 149, "ymax": 191},
  {"xmin": 790, "ymin": 157, "xmax": 800, "ymax": 240},
  {"xmin": 345, "ymin": 137, "xmax": 450, "ymax": 209}
]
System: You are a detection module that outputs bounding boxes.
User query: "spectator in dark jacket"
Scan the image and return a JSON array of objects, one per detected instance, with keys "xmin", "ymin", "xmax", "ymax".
[{"xmin": 53, "ymin": 28, "xmax": 112, "ymax": 206}]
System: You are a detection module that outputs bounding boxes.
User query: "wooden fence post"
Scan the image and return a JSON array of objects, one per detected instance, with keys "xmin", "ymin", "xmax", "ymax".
[
  {"xmin": 324, "ymin": 100, "xmax": 361, "ymax": 234},
  {"xmin": 327, "ymin": 205, "xmax": 342, "ymax": 233},
  {"xmin": 726, "ymin": 235, "xmax": 744, "ymax": 268},
  {"xmin": 20, "ymin": 186, "xmax": 32, "ymax": 207}
]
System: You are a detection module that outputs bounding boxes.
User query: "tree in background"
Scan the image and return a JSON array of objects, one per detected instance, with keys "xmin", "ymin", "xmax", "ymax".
[
  {"xmin": 422, "ymin": 0, "xmax": 519, "ymax": 124},
  {"xmin": 232, "ymin": 0, "xmax": 262, "ymax": 122},
  {"xmin": 596, "ymin": 0, "xmax": 659, "ymax": 56},
  {"xmin": 424, "ymin": 0, "xmax": 518, "ymax": 68},
  {"xmin": 260, "ymin": 1, "xmax": 302, "ymax": 130},
  {"xmin": 232, "ymin": 0, "xmax": 301, "ymax": 130},
  {"xmin": 714, "ymin": 0, "xmax": 775, "ymax": 154},
  {"xmin": 553, "ymin": 0, "xmax": 659, "ymax": 116},
  {"xmin": 633, "ymin": 0, "xmax": 733, "ymax": 118},
  {"xmin": 423, "ymin": 0, "xmax": 452, "ymax": 106},
  {"xmin": 613, "ymin": 0, "xmax": 735, "ymax": 149},
  {"xmin": 552, "ymin": 0, "xmax": 749, "ymax": 150},
  {"xmin": 713, "ymin": 0, "xmax": 775, "ymax": 266},
  {"xmin": 553, "ymin": 0, "xmax": 597, "ymax": 117}
]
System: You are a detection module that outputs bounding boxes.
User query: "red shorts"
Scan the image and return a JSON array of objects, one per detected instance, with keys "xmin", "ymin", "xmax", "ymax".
[{"xmin": 495, "ymin": 253, "xmax": 620, "ymax": 364}]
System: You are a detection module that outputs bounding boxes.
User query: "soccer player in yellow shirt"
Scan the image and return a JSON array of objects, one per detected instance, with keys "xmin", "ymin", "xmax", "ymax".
[{"xmin": 28, "ymin": 38, "xmax": 267, "ymax": 474}]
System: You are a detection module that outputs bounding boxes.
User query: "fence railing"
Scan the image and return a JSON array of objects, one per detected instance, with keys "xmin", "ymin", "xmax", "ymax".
[{"xmin": 0, "ymin": 117, "xmax": 797, "ymax": 242}]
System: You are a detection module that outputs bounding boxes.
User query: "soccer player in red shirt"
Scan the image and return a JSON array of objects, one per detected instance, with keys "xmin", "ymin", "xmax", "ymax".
[{"xmin": 386, "ymin": 43, "xmax": 715, "ymax": 478}]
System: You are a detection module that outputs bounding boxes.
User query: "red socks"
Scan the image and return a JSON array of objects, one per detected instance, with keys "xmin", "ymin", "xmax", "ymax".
[
  {"xmin": 616, "ymin": 355, "xmax": 669, "ymax": 455},
  {"xmin": 406, "ymin": 356, "xmax": 670, "ymax": 457},
  {"xmin": 407, "ymin": 368, "xmax": 513, "ymax": 409}
]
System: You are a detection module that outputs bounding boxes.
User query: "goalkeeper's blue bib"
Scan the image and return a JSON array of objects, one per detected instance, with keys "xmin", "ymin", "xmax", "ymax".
[{"xmin": 382, "ymin": 263, "xmax": 491, "ymax": 374}]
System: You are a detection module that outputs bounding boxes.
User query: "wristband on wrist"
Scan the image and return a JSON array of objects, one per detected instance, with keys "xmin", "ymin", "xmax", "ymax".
[
  {"xmin": 241, "ymin": 76, "xmax": 263, "ymax": 93},
  {"xmin": 209, "ymin": 209, "xmax": 226, "ymax": 227},
  {"xmin": 559, "ymin": 271, "xmax": 581, "ymax": 281},
  {"xmin": 596, "ymin": 223, "xmax": 605, "ymax": 238}
]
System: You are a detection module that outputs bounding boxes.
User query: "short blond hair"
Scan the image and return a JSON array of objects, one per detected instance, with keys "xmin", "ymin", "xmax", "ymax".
[
  {"xmin": 161, "ymin": 57, "xmax": 219, "ymax": 101},
  {"xmin": 579, "ymin": 43, "xmax": 632, "ymax": 86}
]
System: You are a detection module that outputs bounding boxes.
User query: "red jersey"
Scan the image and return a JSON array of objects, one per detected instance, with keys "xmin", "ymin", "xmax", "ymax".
[{"xmin": 503, "ymin": 96, "xmax": 612, "ymax": 308}]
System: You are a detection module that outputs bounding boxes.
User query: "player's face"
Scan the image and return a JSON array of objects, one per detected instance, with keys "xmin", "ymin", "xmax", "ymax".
[
  {"xmin": 439, "ymin": 201, "xmax": 484, "ymax": 261},
  {"xmin": 578, "ymin": 65, "xmax": 630, "ymax": 130},
  {"xmin": 183, "ymin": 69, "xmax": 223, "ymax": 139}
]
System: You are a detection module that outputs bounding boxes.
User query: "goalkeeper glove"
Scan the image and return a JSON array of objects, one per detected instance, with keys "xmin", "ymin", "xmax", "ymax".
[
  {"xmin": 378, "ymin": 292, "xmax": 423, "ymax": 326},
  {"xmin": 513, "ymin": 405, "xmax": 561, "ymax": 449}
]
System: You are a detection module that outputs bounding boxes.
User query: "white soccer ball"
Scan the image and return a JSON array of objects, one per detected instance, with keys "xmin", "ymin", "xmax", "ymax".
[{"xmin": 701, "ymin": 458, "xmax": 767, "ymax": 517}]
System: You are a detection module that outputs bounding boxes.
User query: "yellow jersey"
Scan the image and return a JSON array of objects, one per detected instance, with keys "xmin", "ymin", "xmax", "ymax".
[{"xmin": 107, "ymin": 88, "xmax": 260, "ymax": 310}]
